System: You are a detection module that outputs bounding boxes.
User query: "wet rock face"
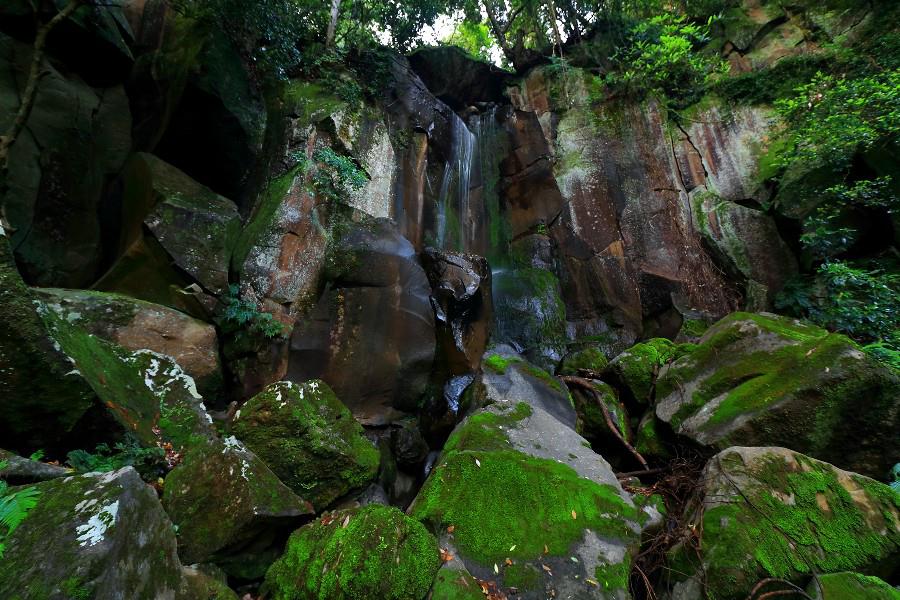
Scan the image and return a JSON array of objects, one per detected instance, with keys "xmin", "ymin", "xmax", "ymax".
[
  {"xmin": 669, "ymin": 446, "xmax": 900, "ymax": 600},
  {"xmin": 0, "ymin": 468, "xmax": 187, "ymax": 599},
  {"xmin": 655, "ymin": 312, "xmax": 900, "ymax": 478},
  {"xmin": 0, "ymin": 32, "xmax": 131, "ymax": 288},
  {"xmin": 0, "ymin": 449, "xmax": 69, "ymax": 484},
  {"xmin": 162, "ymin": 437, "xmax": 313, "ymax": 578},
  {"xmin": 231, "ymin": 380, "xmax": 380, "ymax": 511},
  {"xmin": 422, "ymin": 248, "xmax": 493, "ymax": 374},
  {"xmin": 265, "ymin": 504, "xmax": 441, "ymax": 600},
  {"xmin": 288, "ymin": 219, "xmax": 435, "ymax": 425},
  {"xmin": 36, "ymin": 288, "xmax": 224, "ymax": 399}
]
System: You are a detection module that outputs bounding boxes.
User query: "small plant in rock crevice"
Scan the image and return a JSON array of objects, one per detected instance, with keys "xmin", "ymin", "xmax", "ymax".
[
  {"xmin": 219, "ymin": 284, "xmax": 289, "ymax": 340},
  {"xmin": 0, "ymin": 460, "xmax": 40, "ymax": 558}
]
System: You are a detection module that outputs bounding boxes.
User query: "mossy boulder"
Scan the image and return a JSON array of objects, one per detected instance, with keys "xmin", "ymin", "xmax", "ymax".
[
  {"xmin": 162, "ymin": 436, "xmax": 313, "ymax": 577},
  {"xmin": 570, "ymin": 380, "xmax": 634, "ymax": 464},
  {"xmin": 806, "ymin": 572, "xmax": 900, "ymax": 600},
  {"xmin": 476, "ymin": 347, "xmax": 576, "ymax": 429},
  {"xmin": 668, "ymin": 446, "xmax": 900, "ymax": 600},
  {"xmin": 37, "ymin": 287, "xmax": 224, "ymax": 399},
  {"xmin": 181, "ymin": 566, "xmax": 241, "ymax": 600},
  {"xmin": 603, "ymin": 338, "xmax": 689, "ymax": 406},
  {"xmin": 429, "ymin": 563, "xmax": 485, "ymax": 600},
  {"xmin": 409, "ymin": 397, "xmax": 656, "ymax": 599},
  {"xmin": 0, "ymin": 467, "xmax": 188, "ymax": 599},
  {"xmin": 655, "ymin": 312, "xmax": 900, "ymax": 477},
  {"xmin": 230, "ymin": 380, "xmax": 379, "ymax": 511},
  {"xmin": 264, "ymin": 504, "xmax": 441, "ymax": 600},
  {"xmin": 558, "ymin": 345, "xmax": 609, "ymax": 376}
]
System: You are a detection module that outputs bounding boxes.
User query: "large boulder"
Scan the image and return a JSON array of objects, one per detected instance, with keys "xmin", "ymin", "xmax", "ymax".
[
  {"xmin": 410, "ymin": 380, "xmax": 659, "ymax": 598},
  {"xmin": 0, "ymin": 32, "xmax": 131, "ymax": 288},
  {"xmin": 264, "ymin": 504, "xmax": 441, "ymax": 600},
  {"xmin": 37, "ymin": 288, "xmax": 224, "ymax": 399},
  {"xmin": 0, "ymin": 449, "xmax": 69, "ymax": 484},
  {"xmin": 655, "ymin": 312, "xmax": 900, "ymax": 477},
  {"xmin": 604, "ymin": 338, "xmax": 692, "ymax": 406},
  {"xmin": 288, "ymin": 219, "xmax": 435, "ymax": 425},
  {"xmin": 100, "ymin": 153, "xmax": 241, "ymax": 298},
  {"xmin": 474, "ymin": 348, "xmax": 576, "ymax": 429},
  {"xmin": 667, "ymin": 447, "xmax": 900, "ymax": 599},
  {"xmin": 230, "ymin": 381, "xmax": 379, "ymax": 511},
  {"xmin": 162, "ymin": 436, "xmax": 313, "ymax": 579},
  {"xmin": 0, "ymin": 467, "xmax": 188, "ymax": 599},
  {"xmin": 422, "ymin": 248, "xmax": 493, "ymax": 375}
]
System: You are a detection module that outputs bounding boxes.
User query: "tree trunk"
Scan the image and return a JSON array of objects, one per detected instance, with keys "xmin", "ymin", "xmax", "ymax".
[
  {"xmin": 326, "ymin": 0, "xmax": 341, "ymax": 47},
  {"xmin": 547, "ymin": 0, "xmax": 563, "ymax": 58}
]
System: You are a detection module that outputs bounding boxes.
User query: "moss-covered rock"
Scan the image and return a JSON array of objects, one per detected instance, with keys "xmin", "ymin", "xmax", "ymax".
[
  {"xmin": 0, "ymin": 448, "xmax": 69, "ymax": 484},
  {"xmin": 181, "ymin": 565, "xmax": 241, "ymax": 600},
  {"xmin": 0, "ymin": 468, "xmax": 188, "ymax": 599},
  {"xmin": 429, "ymin": 563, "xmax": 485, "ymax": 600},
  {"xmin": 655, "ymin": 312, "xmax": 900, "ymax": 477},
  {"xmin": 162, "ymin": 437, "xmax": 313, "ymax": 576},
  {"xmin": 37, "ymin": 287, "xmax": 224, "ymax": 399},
  {"xmin": 633, "ymin": 414, "xmax": 671, "ymax": 460},
  {"xmin": 603, "ymin": 338, "xmax": 689, "ymax": 406},
  {"xmin": 558, "ymin": 345, "xmax": 609, "ymax": 376},
  {"xmin": 668, "ymin": 446, "xmax": 900, "ymax": 600},
  {"xmin": 806, "ymin": 572, "xmax": 900, "ymax": 600},
  {"xmin": 409, "ymin": 394, "xmax": 655, "ymax": 599},
  {"xmin": 230, "ymin": 380, "xmax": 379, "ymax": 511},
  {"xmin": 475, "ymin": 347, "xmax": 576, "ymax": 430},
  {"xmin": 264, "ymin": 504, "xmax": 440, "ymax": 600}
]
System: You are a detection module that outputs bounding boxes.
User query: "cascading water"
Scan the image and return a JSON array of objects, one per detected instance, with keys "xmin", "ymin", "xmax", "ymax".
[{"xmin": 434, "ymin": 113, "xmax": 477, "ymax": 252}]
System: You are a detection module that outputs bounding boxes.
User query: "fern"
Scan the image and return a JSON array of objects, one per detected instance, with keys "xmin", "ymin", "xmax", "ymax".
[{"xmin": 0, "ymin": 460, "xmax": 41, "ymax": 558}]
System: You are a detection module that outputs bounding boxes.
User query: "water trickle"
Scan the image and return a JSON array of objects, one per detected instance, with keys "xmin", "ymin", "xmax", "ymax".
[{"xmin": 434, "ymin": 112, "xmax": 477, "ymax": 252}]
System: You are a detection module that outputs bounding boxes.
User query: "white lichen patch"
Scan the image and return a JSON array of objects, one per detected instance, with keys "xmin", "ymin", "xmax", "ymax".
[{"xmin": 75, "ymin": 500, "xmax": 120, "ymax": 547}]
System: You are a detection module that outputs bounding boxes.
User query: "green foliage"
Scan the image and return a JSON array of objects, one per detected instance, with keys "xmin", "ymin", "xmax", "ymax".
[
  {"xmin": 775, "ymin": 70, "xmax": 900, "ymax": 172},
  {"xmin": 0, "ymin": 461, "xmax": 40, "ymax": 558},
  {"xmin": 800, "ymin": 177, "xmax": 899, "ymax": 259},
  {"xmin": 443, "ymin": 21, "xmax": 497, "ymax": 62},
  {"xmin": 604, "ymin": 13, "xmax": 725, "ymax": 105},
  {"xmin": 220, "ymin": 284, "xmax": 288, "ymax": 339},
  {"xmin": 890, "ymin": 463, "xmax": 900, "ymax": 493},
  {"xmin": 776, "ymin": 262, "xmax": 900, "ymax": 364},
  {"xmin": 66, "ymin": 439, "xmax": 166, "ymax": 480},
  {"xmin": 311, "ymin": 147, "xmax": 368, "ymax": 204}
]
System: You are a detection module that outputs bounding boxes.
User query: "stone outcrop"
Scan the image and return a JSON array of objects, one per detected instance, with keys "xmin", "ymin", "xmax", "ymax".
[
  {"xmin": 231, "ymin": 380, "xmax": 379, "ymax": 511},
  {"xmin": 655, "ymin": 312, "xmax": 900, "ymax": 477},
  {"xmin": 37, "ymin": 288, "xmax": 224, "ymax": 399},
  {"xmin": 668, "ymin": 446, "xmax": 900, "ymax": 600},
  {"xmin": 265, "ymin": 504, "xmax": 441, "ymax": 600},
  {"xmin": 0, "ymin": 468, "xmax": 188, "ymax": 599},
  {"xmin": 287, "ymin": 219, "xmax": 435, "ymax": 425}
]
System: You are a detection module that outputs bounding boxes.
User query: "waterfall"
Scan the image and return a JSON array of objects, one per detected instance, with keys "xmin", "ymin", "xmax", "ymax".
[
  {"xmin": 457, "ymin": 118, "xmax": 475, "ymax": 251},
  {"xmin": 435, "ymin": 160, "xmax": 452, "ymax": 249},
  {"xmin": 434, "ymin": 112, "xmax": 476, "ymax": 252}
]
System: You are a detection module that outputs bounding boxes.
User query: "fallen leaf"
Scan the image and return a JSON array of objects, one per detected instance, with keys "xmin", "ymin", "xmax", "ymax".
[
  {"xmin": 586, "ymin": 579, "xmax": 599, "ymax": 587},
  {"xmin": 475, "ymin": 458, "xmax": 481, "ymax": 467},
  {"xmin": 505, "ymin": 558, "xmax": 513, "ymax": 566},
  {"xmin": 509, "ymin": 544, "xmax": 516, "ymax": 552},
  {"xmin": 571, "ymin": 509, "xmax": 577, "ymax": 520},
  {"xmin": 541, "ymin": 564, "xmax": 553, "ymax": 576},
  {"xmin": 570, "ymin": 556, "xmax": 579, "ymax": 563},
  {"xmin": 493, "ymin": 563, "xmax": 499, "ymax": 574},
  {"xmin": 447, "ymin": 525, "xmax": 455, "ymax": 533},
  {"xmin": 440, "ymin": 548, "xmax": 454, "ymax": 562},
  {"xmin": 544, "ymin": 544, "xmax": 549, "ymax": 554},
  {"xmin": 341, "ymin": 515, "xmax": 350, "ymax": 528}
]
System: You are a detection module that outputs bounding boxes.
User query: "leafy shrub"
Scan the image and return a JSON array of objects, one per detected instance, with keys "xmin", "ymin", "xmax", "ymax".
[
  {"xmin": 66, "ymin": 440, "xmax": 167, "ymax": 479},
  {"xmin": 311, "ymin": 147, "xmax": 368, "ymax": 204},
  {"xmin": 800, "ymin": 177, "xmax": 899, "ymax": 259},
  {"xmin": 220, "ymin": 284, "xmax": 288, "ymax": 339},
  {"xmin": 775, "ymin": 70, "xmax": 900, "ymax": 172},
  {"xmin": 604, "ymin": 14, "xmax": 725, "ymax": 104},
  {"xmin": 776, "ymin": 262, "xmax": 900, "ymax": 363},
  {"xmin": 0, "ymin": 461, "xmax": 40, "ymax": 557}
]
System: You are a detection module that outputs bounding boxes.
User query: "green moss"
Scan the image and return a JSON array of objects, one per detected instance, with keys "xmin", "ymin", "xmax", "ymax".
[
  {"xmin": 264, "ymin": 505, "xmax": 440, "ymax": 600},
  {"xmin": 634, "ymin": 416, "xmax": 669, "ymax": 458},
  {"xmin": 484, "ymin": 353, "xmax": 520, "ymax": 374},
  {"xmin": 692, "ymin": 452, "xmax": 900, "ymax": 597},
  {"xmin": 810, "ymin": 572, "xmax": 900, "ymax": 600},
  {"xmin": 283, "ymin": 81, "xmax": 345, "ymax": 124},
  {"xmin": 61, "ymin": 577, "xmax": 90, "ymax": 600},
  {"xmin": 503, "ymin": 563, "xmax": 541, "ymax": 591},
  {"xmin": 520, "ymin": 363, "xmax": 567, "ymax": 396},
  {"xmin": 231, "ymin": 380, "xmax": 379, "ymax": 511},
  {"xmin": 443, "ymin": 403, "xmax": 533, "ymax": 455},
  {"xmin": 429, "ymin": 567, "xmax": 484, "ymax": 600},
  {"xmin": 607, "ymin": 338, "xmax": 682, "ymax": 403},
  {"xmin": 573, "ymin": 381, "xmax": 628, "ymax": 443},
  {"xmin": 409, "ymin": 449, "xmax": 643, "ymax": 565},
  {"xmin": 558, "ymin": 346, "xmax": 609, "ymax": 376},
  {"xmin": 594, "ymin": 558, "xmax": 630, "ymax": 593}
]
